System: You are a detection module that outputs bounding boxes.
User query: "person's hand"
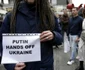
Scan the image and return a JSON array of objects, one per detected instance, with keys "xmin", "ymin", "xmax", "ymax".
[
  {"xmin": 40, "ymin": 30, "xmax": 54, "ymax": 42},
  {"xmin": 15, "ymin": 63, "xmax": 26, "ymax": 70},
  {"xmin": 75, "ymin": 37, "xmax": 80, "ymax": 42}
]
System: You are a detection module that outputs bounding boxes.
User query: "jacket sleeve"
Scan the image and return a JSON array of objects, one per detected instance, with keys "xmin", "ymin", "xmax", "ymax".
[
  {"xmin": 4, "ymin": 64, "xmax": 15, "ymax": 70},
  {"xmin": 78, "ymin": 18, "xmax": 83, "ymax": 38},
  {"xmin": 51, "ymin": 17, "xmax": 63, "ymax": 45},
  {"xmin": 0, "ymin": 14, "xmax": 10, "ymax": 53},
  {"xmin": 0, "ymin": 13, "xmax": 15, "ymax": 70},
  {"xmin": 67, "ymin": 18, "xmax": 70, "ymax": 37}
]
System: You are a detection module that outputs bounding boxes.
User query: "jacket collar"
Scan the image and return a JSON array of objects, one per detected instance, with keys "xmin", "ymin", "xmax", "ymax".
[{"xmin": 18, "ymin": 1, "xmax": 36, "ymax": 16}]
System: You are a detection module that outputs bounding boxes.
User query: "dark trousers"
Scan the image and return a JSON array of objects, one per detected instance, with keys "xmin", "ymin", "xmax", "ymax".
[
  {"xmin": 0, "ymin": 57, "xmax": 1, "ymax": 64},
  {"xmin": 40, "ymin": 67, "xmax": 53, "ymax": 70}
]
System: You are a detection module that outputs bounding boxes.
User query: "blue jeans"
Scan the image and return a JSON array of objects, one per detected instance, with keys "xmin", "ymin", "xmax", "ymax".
[{"xmin": 69, "ymin": 35, "xmax": 78, "ymax": 60}]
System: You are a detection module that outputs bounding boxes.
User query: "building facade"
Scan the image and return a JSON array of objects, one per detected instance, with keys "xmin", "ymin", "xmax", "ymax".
[
  {"xmin": 49, "ymin": 0, "xmax": 71, "ymax": 6},
  {"xmin": 0, "ymin": 0, "xmax": 14, "ymax": 8}
]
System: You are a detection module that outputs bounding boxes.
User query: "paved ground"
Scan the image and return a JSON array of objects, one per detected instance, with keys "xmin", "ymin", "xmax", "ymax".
[
  {"xmin": 53, "ymin": 46, "xmax": 78, "ymax": 70},
  {"xmin": 0, "ymin": 46, "xmax": 83, "ymax": 70},
  {"xmin": 0, "ymin": 65, "xmax": 5, "ymax": 70}
]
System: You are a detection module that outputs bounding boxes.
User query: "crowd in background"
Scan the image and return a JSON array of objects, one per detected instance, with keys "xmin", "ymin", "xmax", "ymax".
[{"xmin": 56, "ymin": 7, "xmax": 85, "ymax": 70}]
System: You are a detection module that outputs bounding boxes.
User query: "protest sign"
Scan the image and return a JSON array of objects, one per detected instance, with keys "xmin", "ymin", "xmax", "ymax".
[{"xmin": 1, "ymin": 33, "xmax": 41, "ymax": 64}]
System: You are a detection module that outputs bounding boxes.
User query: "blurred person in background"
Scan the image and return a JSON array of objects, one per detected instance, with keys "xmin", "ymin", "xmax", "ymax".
[
  {"xmin": 67, "ymin": 7, "xmax": 83, "ymax": 65},
  {"xmin": 61, "ymin": 13, "xmax": 69, "ymax": 36}
]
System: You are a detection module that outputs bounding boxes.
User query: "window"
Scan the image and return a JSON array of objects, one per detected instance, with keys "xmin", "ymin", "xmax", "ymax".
[
  {"xmin": 0, "ymin": 0, "xmax": 9, "ymax": 4},
  {"xmin": 49, "ymin": 0, "xmax": 57, "ymax": 5}
]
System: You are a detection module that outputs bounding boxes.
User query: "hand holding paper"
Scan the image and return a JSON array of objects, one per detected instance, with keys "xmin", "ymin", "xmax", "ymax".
[
  {"xmin": 40, "ymin": 30, "xmax": 54, "ymax": 42},
  {"xmin": 15, "ymin": 63, "xmax": 26, "ymax": 70}
]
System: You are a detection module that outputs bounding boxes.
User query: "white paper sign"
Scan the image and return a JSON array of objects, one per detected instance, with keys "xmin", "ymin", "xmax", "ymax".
[{"xmin": 1, "ymin": 33, "xmax": 41, "ymax": 64}]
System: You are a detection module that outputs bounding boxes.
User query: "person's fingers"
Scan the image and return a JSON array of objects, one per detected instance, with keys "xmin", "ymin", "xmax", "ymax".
[
  {"xmin": 47, "ymin": 34, "xmax": 53, "ymax": 40},
  {"xmin": 40, "ymin": 31, "xmax": 54, "ymax": 42},
  {"xmin": 41, "ymin": 31, "xmax": 50, "ymax": 35},
  {"xmin": 40, "ymin": 38, "xmax": 48, "ymax": 42},
  {"xmin": 40, "ymin": 32, "xmax": 51, "ymax": 40},
  {"xmin": 15, "ymin": 63, "xmax": 26, "ymax": 70},
  {"xmin": 40, "ymin": 34, "xmax": 53, "ymax": 42},
  {"xmin": 15, "ymin": 67, "xmax": 23, "ymax": 70},
  {"xmin": 40, "ymin": 30, "xmax": 53, "ymax": 38},
  {"xmin": 40, "ymin": 30, "xmax": 54, "ymax": 42},
  {"xmin": 16, "ymin": 63, "xmax": 25, "ymax": 67},
  {"xmin": 15, "ymin": 66, "xmax": 25, "ymax": 70}
]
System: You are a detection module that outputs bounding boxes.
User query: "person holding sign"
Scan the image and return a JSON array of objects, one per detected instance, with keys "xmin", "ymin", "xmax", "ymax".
[{"xmin": 0, "ymin": 0, "xmax": 62, "ymax": 70}]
